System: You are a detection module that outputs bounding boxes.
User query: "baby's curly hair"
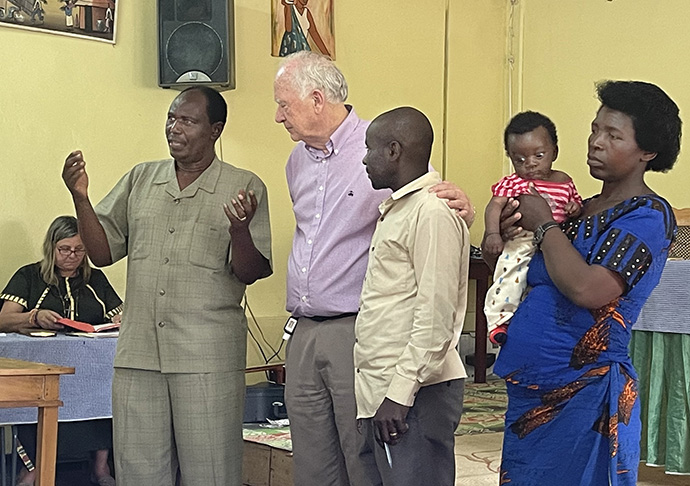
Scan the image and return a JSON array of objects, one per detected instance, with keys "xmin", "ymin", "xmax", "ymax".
[{"xmin": 503, "ymin": 111, "xmax": 558, "ymax": 154}]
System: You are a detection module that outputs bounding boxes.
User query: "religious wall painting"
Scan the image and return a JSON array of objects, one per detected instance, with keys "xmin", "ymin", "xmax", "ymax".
[{"xmin": 271, "ymin": 0, "xmax": 334, "ymax": 59}]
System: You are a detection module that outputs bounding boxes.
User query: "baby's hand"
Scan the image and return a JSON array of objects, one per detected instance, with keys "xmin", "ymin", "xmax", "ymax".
[
  {"xmin": 482, "ymin": 233, "xmax": 504, "ymax": 257},
  {"xmin": 565, "ymin": 201, "xmax": 582, "ymax": 218}
]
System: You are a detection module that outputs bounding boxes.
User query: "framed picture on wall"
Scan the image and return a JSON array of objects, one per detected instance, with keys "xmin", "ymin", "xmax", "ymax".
[
  {"xmin": 0, "ymin": 0, "xmax": 117, "ymax": 44},
  {"xmin": 271, "ymin": 0, "xmax": 334, "ymax": 59}
]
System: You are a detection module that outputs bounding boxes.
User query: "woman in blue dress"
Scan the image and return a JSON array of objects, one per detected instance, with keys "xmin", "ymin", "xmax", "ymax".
[{"xmin": 492, "ymin": 81, "xmax": 681, "ymax": 485}]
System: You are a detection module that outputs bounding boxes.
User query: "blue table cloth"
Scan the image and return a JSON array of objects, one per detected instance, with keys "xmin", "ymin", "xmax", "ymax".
[
  {"xmin": 633, "ymin": 259, "xmax": 690, "ymax": 333},
  {"xmin": 0, "ymin": 333, "xmax": 116, "ymax": 424}
]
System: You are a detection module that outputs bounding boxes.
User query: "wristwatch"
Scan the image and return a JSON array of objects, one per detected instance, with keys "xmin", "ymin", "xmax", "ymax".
[{"xmin": 533, "ymin": 221, "xmax": 560, "ymax": 247}]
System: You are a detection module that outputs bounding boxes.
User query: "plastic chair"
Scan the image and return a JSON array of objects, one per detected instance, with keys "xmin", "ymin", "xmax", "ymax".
[{"xmin": 670, "ymin": 208, "xmax": 690, "ymax": 259}]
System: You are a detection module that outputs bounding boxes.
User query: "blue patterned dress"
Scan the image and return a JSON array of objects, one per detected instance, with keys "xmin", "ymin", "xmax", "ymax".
[
  {"xmin": 279, "ymin": 5, "xmax": 311, "ymax": 57},
  {"xmin": 494, "ymin": 195, "xmax": 676, "ymax": 486}
]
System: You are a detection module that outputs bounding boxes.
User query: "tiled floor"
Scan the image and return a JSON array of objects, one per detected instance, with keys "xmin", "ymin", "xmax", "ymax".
[
  {"xmin": 5, "ymin": 434, "xmax": 685, "ymax": 485},
  {"xmin": 453, "ymin": 432, "xmax": 690, "ymax": 486},
  {"xmin": 454, "ymin": 431, "xmax": 502, "ymax": 485},
  {"xmin": 637, "ymin": 464, "xmax": 690, "ymax": 486}
]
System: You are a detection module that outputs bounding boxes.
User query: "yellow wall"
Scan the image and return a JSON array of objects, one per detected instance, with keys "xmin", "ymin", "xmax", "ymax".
[
  {"xmin": 517, "ymin": 0, "xmax": 690, "ymax": 207},
  {"xmin": 446, "ymin": 0, "xmax": 508, "ymax": 243},
  {"xmin": 445, "ymin": 0, "xmax": 508, "ymax": 331},
  {"xmin": 12, "ymin": 1, "xmax": 688, "ymax": 367},
  {"xmin": 0, "ymin": 1, "xmax": 506, "ymax": 364}
]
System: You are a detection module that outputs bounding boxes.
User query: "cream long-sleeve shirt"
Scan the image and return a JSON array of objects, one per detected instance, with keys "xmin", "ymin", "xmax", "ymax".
[{"xmin": 354, "ymin": 171, "xmax": 469, "ymax": 419}]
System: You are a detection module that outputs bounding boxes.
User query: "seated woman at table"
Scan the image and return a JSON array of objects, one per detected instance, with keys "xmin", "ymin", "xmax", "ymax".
[
  {"xmin": 0, "ymin": 215, "xmax": 122, "ymax": 486},
  {"xmin": 489, "ymin": 81, "xmax": 680, "ymax": 486}
]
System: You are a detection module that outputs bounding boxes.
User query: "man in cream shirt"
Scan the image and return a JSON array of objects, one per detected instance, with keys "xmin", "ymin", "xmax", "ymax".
[{"xmin": 354, "ymin": 106, "xmax": 469, "ymax": 486}]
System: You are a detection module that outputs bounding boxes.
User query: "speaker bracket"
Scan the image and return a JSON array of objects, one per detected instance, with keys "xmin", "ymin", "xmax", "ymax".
[{"xmin": 175, "ymin": 71, "xmax": 213, "ymax": 83}]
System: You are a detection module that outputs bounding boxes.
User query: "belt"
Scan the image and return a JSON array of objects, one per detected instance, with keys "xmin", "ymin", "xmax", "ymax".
[{"xmin": 304, "ymin": 312, "xmax": 358, "ymax": 323}]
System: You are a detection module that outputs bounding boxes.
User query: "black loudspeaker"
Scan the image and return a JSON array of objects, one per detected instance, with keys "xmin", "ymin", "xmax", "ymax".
[{"xmin": 158, "ymin": 0, "xmax": 235, "ymax": 91}]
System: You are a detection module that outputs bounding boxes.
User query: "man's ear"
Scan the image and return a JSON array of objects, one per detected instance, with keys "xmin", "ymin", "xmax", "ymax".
[
  {"xmin": 312, "ymin": 89, "xmax": 325, "ymax": 114},
  {"xmin": 389, "ymin": 140, "xmax": 401, "ymax": 160},
  {"xmin": 211, "ymin": 122, "xmax": 225, "ymax": 141}
]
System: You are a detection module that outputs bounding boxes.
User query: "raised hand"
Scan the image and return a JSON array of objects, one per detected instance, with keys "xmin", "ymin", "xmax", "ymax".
[
  {"xmin": 63, "ymin": 150, "xmax": 90, "ymax": 202},
  {"xmin": 223, "ymin": 189, "xmax": 258, "ymax": 233}
]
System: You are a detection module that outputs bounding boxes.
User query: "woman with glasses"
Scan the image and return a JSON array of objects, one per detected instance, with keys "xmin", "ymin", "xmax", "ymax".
[{"xmin": 0, "ymin": 215, "xmax": 122, "ymax": 486}]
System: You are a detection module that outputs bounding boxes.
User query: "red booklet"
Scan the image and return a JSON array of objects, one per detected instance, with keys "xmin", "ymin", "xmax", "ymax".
[{"xmin": 56, "ymin": 318, "xmax": 120, "ymax": 333}]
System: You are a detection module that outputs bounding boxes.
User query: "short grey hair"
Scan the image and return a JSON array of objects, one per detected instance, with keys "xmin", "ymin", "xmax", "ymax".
[{"xmin": 278, "ymin": 51, "xmax": 348, "ymax": 103}]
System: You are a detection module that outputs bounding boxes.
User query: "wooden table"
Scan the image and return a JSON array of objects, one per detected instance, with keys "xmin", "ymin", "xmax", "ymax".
[
  {"xmin": 243, "ymin": 439, "xmax": 293, "ymax": 486},
  {"xmin": 469, "ymin": 258, "xmax": 491, "ymax": 383},
  {"xmin": 243, "ymin": 425, "xmax": 292, "ymax": 486},
  {"xmin": 245, "ymin": 363, "xmax": 286, "ymax": 385},
  {"xmin": 0, "ymin": 358, "xmax": 74, "ymax": 486}
]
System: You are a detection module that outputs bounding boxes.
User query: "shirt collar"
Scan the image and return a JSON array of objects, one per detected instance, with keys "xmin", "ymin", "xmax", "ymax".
[
  {"xmin": 153, "ymin": 160, "xmax": 176, "ymax": 185},
  {"xmin": 305, "ymin": 105, "xmax": 358, "ymax": 160},
  {"xmin": 154, "ymin": 157, "xmax": 222, "ymax": 195},
  {"xmin": 379, "ymin": 171, "xmax": 442, "ymax": 214}
]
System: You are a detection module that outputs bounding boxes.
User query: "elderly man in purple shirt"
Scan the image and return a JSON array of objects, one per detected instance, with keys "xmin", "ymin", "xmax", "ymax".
[{"xmin": 274, "ymin": 51, "xmax": 475, "ymax": 486}]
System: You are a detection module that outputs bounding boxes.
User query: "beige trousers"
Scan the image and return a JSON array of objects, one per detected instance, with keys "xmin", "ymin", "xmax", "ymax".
[{"xmin": 112, "ymin": 367, "xmax": 245, "ymax": 486}]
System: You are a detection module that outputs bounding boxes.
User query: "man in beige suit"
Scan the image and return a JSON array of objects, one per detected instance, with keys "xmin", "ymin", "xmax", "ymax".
[{"xmin": 62, "ymin": 86, "xmax": 272, "ymax": 486}]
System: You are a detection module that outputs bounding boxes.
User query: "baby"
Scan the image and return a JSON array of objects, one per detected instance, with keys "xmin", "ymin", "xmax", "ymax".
[{"xmin": 482, "ymin": 111, "xmax": 582, "ymax": 345}]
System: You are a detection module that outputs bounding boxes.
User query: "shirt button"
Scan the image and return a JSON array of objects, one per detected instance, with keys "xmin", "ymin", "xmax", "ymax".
[
  {"xmin": 159, "ymin": 289, "xmax": 165, "ymax": 296},
  {"xmin": 301, "ymin": 267, "xmax": 307, "ymax": 273},
  {"xmin": 315, "ymin": 214, "xmax": 321, "ymax": 219},
  {"xmin": 356, "ymin": 368, "xmax": 360, "ymax": 373},
  {"xmin": 319, "ymin": 186, "xmax": 324, "ymax": 191},
  {"xmin": 334, "ymin": 149, "xmax": 339, "ymax": 155},
  {"xmin": 174, "ymin": 199, "xmax": 180, "ymax": 204},
  {"xmin": 169, "ymin": 227, "xmax": 175, "ymax": 233},
  {"xmin": 307, "ymin": 239, "xmax": 313, "ymax": 245},
  {"xmin": 163, "ymin": 257, "xmax": 169, "ymax": 264},
  {"xmin": 355, "ymin": 338, "xmax": 358, "ymax": 343},
  {"xmin": 301, "ymin": 296, "xmax": 307, "ymax": 302},
  {"xmin": 158, "ymin": 321, "xmax": 165, "ymax": 328}
]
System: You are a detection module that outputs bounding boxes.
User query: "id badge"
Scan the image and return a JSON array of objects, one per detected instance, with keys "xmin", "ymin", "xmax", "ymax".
[{"xmin": 282, "ymin": 316, "xmax": 298, "ymax": 341}]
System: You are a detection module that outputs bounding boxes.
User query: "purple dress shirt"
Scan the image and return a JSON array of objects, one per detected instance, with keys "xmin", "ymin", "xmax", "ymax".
[{"xmin": 286, "ymin": 106, "xmax": 389, "ymax": 317}]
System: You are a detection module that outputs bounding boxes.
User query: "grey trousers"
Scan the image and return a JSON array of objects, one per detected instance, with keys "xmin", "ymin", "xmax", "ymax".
[
  {"xmin": 358, "ymin": 379, "xmax": 465, "ymax": 486},
  {"xmin": 285, "ymin": 315, "xmax": 378, "ymax": 486},
  {"xmin": 112, "ymin": 368, "xmax": 245, "ymax": 486}
]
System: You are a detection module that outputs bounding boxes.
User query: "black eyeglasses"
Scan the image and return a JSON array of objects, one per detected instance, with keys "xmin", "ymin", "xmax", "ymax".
[{"xmin": 57, "ymin": 246, "xmax": 86, "ymax": 257}]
